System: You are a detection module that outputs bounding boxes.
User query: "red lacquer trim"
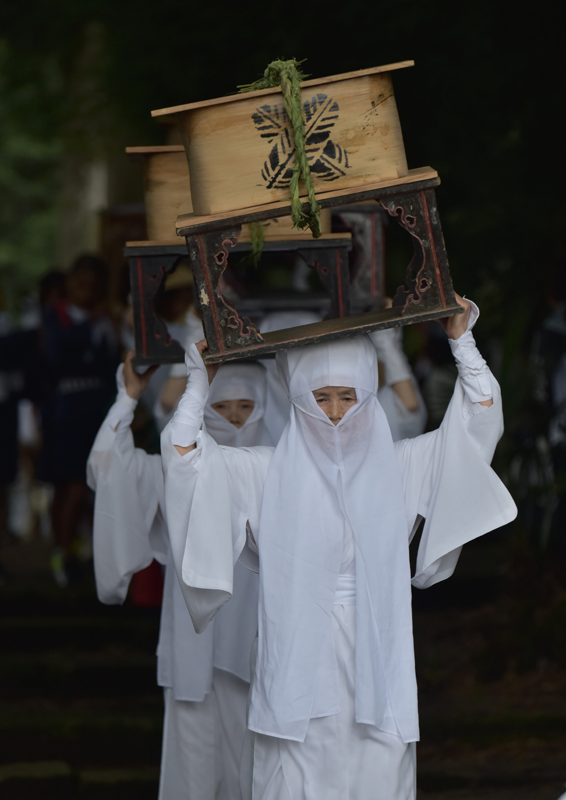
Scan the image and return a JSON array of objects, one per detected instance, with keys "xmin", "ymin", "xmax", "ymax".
[
  {"xmin": 196, "ymin": 235, "xmax": 225, "ymax": 354},
  {"xmin": 137, "ymin": 258, "xmax": 148, "ymax": 356},
  {"xmin": 370, "ymin": 213, "xmax": 377, "ymax": 297},
  {"xmin": 336, "ymin": 250, "xmax": 345, "ymax": 317},
  {"xmin": 420, "ymin": 191, "xmax": 446, "ymax": 309}
]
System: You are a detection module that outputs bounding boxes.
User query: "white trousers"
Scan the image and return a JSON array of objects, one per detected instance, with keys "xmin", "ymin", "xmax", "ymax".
[
  {"xmin": 251, "ymin": 605, "xmax": 416, "ymax": 800},
  {"xmin": 159, "ymin": 668, "xmax": 249, "ymax": 800}
]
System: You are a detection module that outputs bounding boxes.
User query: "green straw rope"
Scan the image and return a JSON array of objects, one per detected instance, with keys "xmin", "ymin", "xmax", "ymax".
[
  {"xmin": 249, "ymin": 221, "xmax": 265, "ymax": 267},
  {"xmin": 238, "ymin": 59, "xmax": 321, "ymax": 239}
]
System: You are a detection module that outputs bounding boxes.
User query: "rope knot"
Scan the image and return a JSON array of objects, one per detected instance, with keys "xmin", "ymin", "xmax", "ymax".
[{"xmin": 238, "ymin": 59, "xmax": 322, "ymax": 240}]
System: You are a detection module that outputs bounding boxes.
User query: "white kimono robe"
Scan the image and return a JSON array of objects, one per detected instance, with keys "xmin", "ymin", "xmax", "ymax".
[
  {"xmin": 162, "ymin": 352, "xmax": 516, "ymax": 800},
  {"xmin": 87, "ymin": 396, "xmax": 258, "ymax": 800}
]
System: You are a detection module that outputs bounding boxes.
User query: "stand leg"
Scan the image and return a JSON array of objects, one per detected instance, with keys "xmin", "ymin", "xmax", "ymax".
[
  {"xmin": 130, "ymin": 254, "xmax": 186, "ymax": 365},
  {"xmin": 333, "ymin": 208, "xmax": 386, "ymax": 307},
  {"xmin": 378, "ymin": 187, "xmax": 457, "ymax": 313},
  {"xmin": 298, "ymin": 246, "xmax": 351, "ymax": 320},
  {"xmin": 185, "ymin": 227, "xmax": 264, "ymax": 358}
]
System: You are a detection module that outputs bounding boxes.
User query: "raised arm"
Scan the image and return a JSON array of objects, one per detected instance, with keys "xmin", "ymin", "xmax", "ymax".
[
  {"xmin": 172, "ymin": 339, "xmax": 219, "ymax": 455},
  {"xmin": 87, "ymin": 355, "xmax": 164, "ymax": 604},
  {"xmin": 162, "ymin": 342, "xmax": 271, "ymax": 632},
  {"xmin": 162, "ymin": 342, "xmax": 236, "ymax": 631},
  {"xmin": 395, "ymin": 297, "xmax": 516, "ymax": 589}
]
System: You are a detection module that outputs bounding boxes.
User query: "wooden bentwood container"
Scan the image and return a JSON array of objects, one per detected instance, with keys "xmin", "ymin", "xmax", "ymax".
[
  {"xmin": 126, "ymin": 146, "xmax": 193, "ymax": 241},
  {"xmin": 151, "ymin": 61, "xmax": 413, "ymax": 217},
  {"xmin": 126, "ymin": 145, "xmax": 332, "ymax": 241}
]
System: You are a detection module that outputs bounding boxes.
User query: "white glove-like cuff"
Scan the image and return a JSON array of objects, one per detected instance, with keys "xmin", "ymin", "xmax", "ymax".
[
  {"xmin": 368, "ymin": 327, "xmax": 412, "ymax": 387},
  {"xmin": 106, "ymin": 364, "xmax": 138, "ymax": 431},
  {"xmin": 449, "ymin": 300, "xmax": 492, "ymax": 403},
  {"xmin": 170, "ymin": 344, "xmax": 209, "ymax": 447}
]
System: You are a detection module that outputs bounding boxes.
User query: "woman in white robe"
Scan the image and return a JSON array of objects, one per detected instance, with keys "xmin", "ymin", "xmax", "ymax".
[
  {"xmin": 87, "ymin": 358, "xmax": 272, "ymax": 800},
  {"xmin": 161, "ymin": 297, "xmax": 517, "ymax": 800}
]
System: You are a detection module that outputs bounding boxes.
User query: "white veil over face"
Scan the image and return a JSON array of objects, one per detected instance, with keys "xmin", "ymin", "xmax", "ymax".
[
  {"xmin": 204, "ymin": 362, "xmax": 273, "ymax": 447},
  {"xmin": 249, "ymin": 336, "xmax": 419, "ymax": 744}
]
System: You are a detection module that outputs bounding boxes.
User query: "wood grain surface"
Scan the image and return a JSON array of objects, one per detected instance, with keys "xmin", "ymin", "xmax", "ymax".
[{"xmin": 155, "ymin": 67, "xmax": 412, "ymax": 215}]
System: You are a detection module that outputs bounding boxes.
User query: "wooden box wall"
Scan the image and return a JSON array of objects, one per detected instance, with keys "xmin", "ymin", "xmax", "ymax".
[
  {"xmin": 152, "ymin": 62, "xmax": 413, "ymax": 216},
  {"xmin": 126, "ymin": 145, "xmax": 331, "ymax": 243}
]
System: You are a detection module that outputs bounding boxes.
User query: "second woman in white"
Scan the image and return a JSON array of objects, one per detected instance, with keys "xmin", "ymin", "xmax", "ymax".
[{"xmin": 88, "ymin": 357, "xmax": 272, "ymax": 800}]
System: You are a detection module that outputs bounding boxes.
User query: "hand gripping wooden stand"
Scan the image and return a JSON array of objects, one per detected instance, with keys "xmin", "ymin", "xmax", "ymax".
[{"xmin": 146, "ymin": 62, "xmax": 462, "ymax": 365}]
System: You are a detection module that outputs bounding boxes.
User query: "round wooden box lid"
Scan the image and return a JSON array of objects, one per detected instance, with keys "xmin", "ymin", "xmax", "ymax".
[
  {"xmin": 151, "ymin": 62, "xmax": 414, "ymax": 118},
  {"xmin": 126, "ymin": 145, "xmax": 186, "ymax": 158}
]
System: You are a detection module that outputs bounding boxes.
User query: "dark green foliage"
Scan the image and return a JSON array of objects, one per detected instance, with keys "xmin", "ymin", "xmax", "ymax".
[{"xmin": 0, "ymin": 39, "xmax": 64, "ymax": 301}]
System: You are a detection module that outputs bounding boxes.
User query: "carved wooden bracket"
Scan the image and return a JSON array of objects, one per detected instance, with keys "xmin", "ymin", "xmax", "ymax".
[
  {"xmin": 129, "ymin": 249, "xmax": 186, "ymax": 365},
  {"xmin": 174, "ymin": 175, "xmax": 460, "ymax": 364},
  {"xmin": 128, "ymin": 238, "xmax": 353, "ymax": 365},
  {"xmin": 130, "ymin": 172, "xmax": 461, "ymax": 365},
  {"xmin": 379, "ymin": 187, "xmax": 456, "ymax": 314},
  {"xmin": 184, "ymin": 226, "xmax": 263, "ymax": 358}
]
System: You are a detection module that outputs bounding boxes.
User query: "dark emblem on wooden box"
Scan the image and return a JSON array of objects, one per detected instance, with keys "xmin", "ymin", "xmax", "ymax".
[{"xmin": 252, "ymin": 93, "xmax": 351, "ymax": 189}]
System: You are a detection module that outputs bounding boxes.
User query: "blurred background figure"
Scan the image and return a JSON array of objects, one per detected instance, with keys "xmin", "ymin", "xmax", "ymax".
[
  {"xmin": 0, "ymin": 342, "xmax": 20, "ymax": 556},
  {"xmin": 369, "ymin": 326, "xmax": 427, "ymax": 441},
  {"xmin": 412, "ymin": 321, "xmax": 459, "ymax": 431},
  {"xmin": 530, "ymin": 259, "xmax": 566, "ymax": 559},
  {"xmin": 37, "ymin": 254, "xmax": 119, "ymax": 587},
  {"xmin": 0, "ymin": 290, "xmax": 40, "ymax": 553},
  {"xmin": 154, "ymin": 263, "xmax": 200, "ymax": 354},
  {"xmin": 39, "ymin": 270, "xmax": 67, "ymax": 311}
]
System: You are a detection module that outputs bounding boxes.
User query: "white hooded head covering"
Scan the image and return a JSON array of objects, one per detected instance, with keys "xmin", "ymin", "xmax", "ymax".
[
  {"xmin": 204, "ymin": 362, "xmax": 273, "ymax": 447},
  {"xmin": 248, "ymin": 336, "xmax": 418, "ymax": 744},
  {"xmin": 259, "ymin": 310, "xmax": 323, "ymax": 443}
]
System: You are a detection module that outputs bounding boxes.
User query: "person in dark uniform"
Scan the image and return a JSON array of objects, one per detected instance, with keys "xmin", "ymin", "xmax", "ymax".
[{"xmin": 38, "ymin": 255, "xmax": 119, "ymax": 585}]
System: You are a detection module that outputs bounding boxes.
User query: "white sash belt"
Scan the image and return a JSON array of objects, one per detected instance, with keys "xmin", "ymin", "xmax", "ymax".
[{"xmin": 334, "ymin": 574, "xmax": 356, "ymax": 605}]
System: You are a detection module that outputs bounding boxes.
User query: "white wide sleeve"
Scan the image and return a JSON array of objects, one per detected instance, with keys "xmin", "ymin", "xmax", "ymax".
[
  {"xmin": 161, "ymin": 422, "xmax": 233, "ymax": 633},
  {"xmin": 161, "ymin": 421, "xmax": 272, "ymax": 634},
  {"xmin": 87, "ymin": 392, "xmax": 165, "ymax": 605},
  {"xmin": 395, "ymin": 369, "xmax": 517, "ymax": 589}
]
